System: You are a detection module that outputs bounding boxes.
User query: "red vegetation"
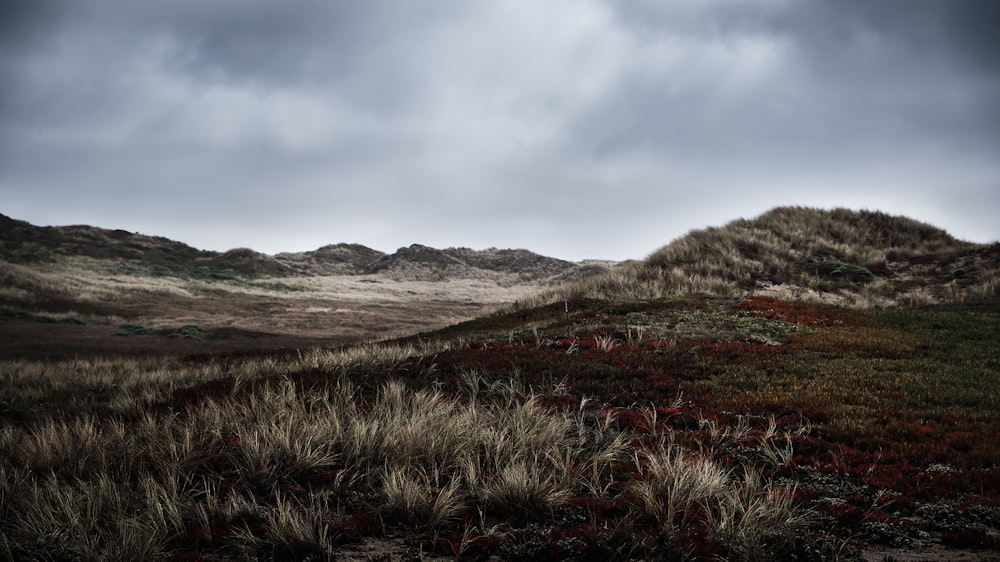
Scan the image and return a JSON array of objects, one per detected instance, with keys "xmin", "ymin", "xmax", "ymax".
[
  {"xmin": 154, "ymin": 296, "xmax": 999, "ymax": 559},
  {"xmin": 737, "ymin": 297, "xmax": 860, "ymax": 326}
]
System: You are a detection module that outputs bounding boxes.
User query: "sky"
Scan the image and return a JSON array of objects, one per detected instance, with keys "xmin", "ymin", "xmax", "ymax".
[{"xmin": 2, "ymin": 1, "xmax": 998, "ymax": 261}]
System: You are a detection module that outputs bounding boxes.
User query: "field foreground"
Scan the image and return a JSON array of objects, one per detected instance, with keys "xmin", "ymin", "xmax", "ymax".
[{"xmin": 1, "ymin": 296, "xmax": 998, "ymax": 561}]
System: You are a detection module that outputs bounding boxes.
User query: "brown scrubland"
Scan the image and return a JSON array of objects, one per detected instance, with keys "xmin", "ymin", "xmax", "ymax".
[{"xmin": 1, "ymin": 207, "xmax": 997, "ymax": 560}]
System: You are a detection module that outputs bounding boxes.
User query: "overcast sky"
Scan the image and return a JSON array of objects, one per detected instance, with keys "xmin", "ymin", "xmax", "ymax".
[{"xmin": 2, "ymin": 1, "xmax": 998, "ymax": 261}]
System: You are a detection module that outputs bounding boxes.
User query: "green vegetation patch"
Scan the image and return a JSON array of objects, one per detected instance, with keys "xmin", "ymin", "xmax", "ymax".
[
  {"xmin": 169, "ymin": 325, "xmax": 204, "ymax": 339},
  {"xmin": 0, "ymin": 306, "xmax": 85, "ymax": 325},
  {"xmin": 625, "ymin": 307, "xmax": 799, "ymax": 345},
  {"xmin": 114, "ymin": 262, "xmax": 241, "ymax": 281},
  {"xmin": 240, "ymin": 280, "xmax": 305, "ymax": 293},
  {"xmin": 810, "ymin": 257, "xmax": 876, "ymax": 284},
  {"xmin": 115, "ymin": 323, "xmax": 204, "ymax": 339},
  {"xmin": 115, "ymin": 323, "xmax": 156, "ymax": 336},
  {"xmin": 0, "ymin": 240, "xmax": 54, "ymax": 264}
]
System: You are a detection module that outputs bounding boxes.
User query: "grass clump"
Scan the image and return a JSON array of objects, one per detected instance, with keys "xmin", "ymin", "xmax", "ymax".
[
  {"xmin": 0, "ymin": 306, "xmax": 85, "ymax": 325},
  {"xmin": 116, "ymin": 323, "xmax": 156, "ymax": 336},
  {"xmin": 115, "ymin": 323, "xmax": 203, "ymax": 339},
  {"xmin": 812, "ymin": 258, "xmax": 876, "ymax": 283}
]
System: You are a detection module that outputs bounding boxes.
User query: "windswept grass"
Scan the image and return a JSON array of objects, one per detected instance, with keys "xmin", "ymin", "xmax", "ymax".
[
  {"xmin": 0, "ymin": 341, "xmax": 453, "ymax": 423},
  {"xmin": 3, "ymin": 293, "xmax": 997, "ymax": 559},
  {"xmin": 1, "ymin": 342, "xmax": 816, "ymax": 560},
  {"xmin": 521, "ymin": 207, "xmax": 999, "ymax": 309}
]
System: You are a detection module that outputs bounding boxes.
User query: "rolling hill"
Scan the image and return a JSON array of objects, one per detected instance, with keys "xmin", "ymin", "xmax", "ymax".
[
  {"xmin": 539, "ymin": 207, "xmax": 999, "ymax": 308},
  {"xmin": 0, "ymin": 212, "xmax": 595, "ymax": 282}
]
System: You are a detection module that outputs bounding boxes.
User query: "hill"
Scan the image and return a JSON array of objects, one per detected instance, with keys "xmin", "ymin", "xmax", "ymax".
[
  {"xmin": 273, "ymin": 243, "xmax": 386, "ymax": 275},
  {"xmin": 0, "ymin": 213, "xmax": 293, "ymax": 279},
  {"xmin": 542, "ymin": 207, "xmax": 999, "ymax": 308},
  {"xmin": 0, "ymin": 213, "xmax": 611, "ymax": 357},
  {"xmin": 363, "ymin": 244, "xmax": 593, "ymax": 285},
  {"xmin": 0, "ymin": 213, "xmax": 598, "ymax": 282}
]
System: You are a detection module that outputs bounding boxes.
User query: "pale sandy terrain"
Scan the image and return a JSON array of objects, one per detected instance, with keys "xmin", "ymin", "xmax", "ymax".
[{"xmin": 0, "ymin": 257, "xmax": 549, "ymax": 358}]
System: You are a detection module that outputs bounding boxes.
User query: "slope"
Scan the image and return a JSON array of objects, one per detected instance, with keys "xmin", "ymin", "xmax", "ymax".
[{"xmin": 545, "ymin": 206, "xmax": 999, "ymax": 307}]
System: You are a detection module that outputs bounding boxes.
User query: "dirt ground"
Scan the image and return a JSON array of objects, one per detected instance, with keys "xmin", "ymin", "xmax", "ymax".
[{"xmin": 863, "ymin": 544, "xmax": 1000, "ymax": 562}]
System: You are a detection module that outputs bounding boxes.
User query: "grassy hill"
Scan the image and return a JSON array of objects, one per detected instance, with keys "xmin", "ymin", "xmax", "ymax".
[
  {"xmin": 540, "ymin": 207, "xmax": 998, "ymax": 308},
  {"xmin": 0, "ymin": 213, "xmax": 598, "ymax": 282},
  {"xmin": 0, "ymin": 213, "xmax": 294, "ymax": 279},
  {"xmin": 1, "ymin": 207, "xmax": 998, "ymax": 560}
]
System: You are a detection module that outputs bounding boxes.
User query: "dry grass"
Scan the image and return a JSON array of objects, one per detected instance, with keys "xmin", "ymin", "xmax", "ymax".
[
  {"xmin": 706, "ymin": 470, "xmax": 805, "ymax": 562},
  {"xmin": 518, "ymin": 207, "xmax": 998, "ymax": 309},
  {"xmin": 629, "ymin": 446, "xmax": 729, "ymax": 531},
  {"xmin": 0, "ymin": 342, "xmax": 455, "ymax": 423},
  {"xmin": 0, "ymin": 349, "xmax": 809, "ymax": 560},
  {"xmin": 0, "ymin": 252, "xmax": 554, "ymax": 358},
  {"xmin": 0, "ymin": 249, "xmax": 550, "ymax": 310}
]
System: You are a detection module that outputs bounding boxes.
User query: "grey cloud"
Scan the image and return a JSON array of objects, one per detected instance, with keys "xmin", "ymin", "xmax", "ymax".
[
  {"xmin": 0, "ymin": 0, "xmax": 65, "ymax": 51},
  {"xmin": 153, "ymin": 3, "xmax": 381, "ymax": 87},
  {"xmin": 1, "ymin": 1, "xmax": 998, "ymax": 261},
  {"xmin": 569, "ymin": 1, "xmax": 999, "ymax": 167},
  {"xmin": 946, "ymin": 2, "xmax": 1000, "ymax": 73},
  {"xmin": 787, "ymin": 0, "xmax": 1000, "ymax": 74}
]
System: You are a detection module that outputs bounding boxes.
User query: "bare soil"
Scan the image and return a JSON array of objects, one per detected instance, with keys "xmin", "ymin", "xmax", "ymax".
[{"xmin": 863, "ymin": 544, "xmax": 1000, "ymax": 562}]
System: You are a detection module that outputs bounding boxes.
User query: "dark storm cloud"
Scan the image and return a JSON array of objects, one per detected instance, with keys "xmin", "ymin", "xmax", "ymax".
[
  {"xmin": 561, "ymin": 2, "xmax": 1000, "ymax": 228},
  {"xmin": 790, "ymin": 0, "xmax": 1000, "ymax": 73},
  {"xmin": 947, "ymin": 2, "xmax": 1000, "ymax": 72},
  {"xmin": 582, "ymin": 0, "xmax": 1000, "ymax": 154},
  {"xmin": 1, "ymin": 1, "xmax": 997, "ymax": 261},
  {"xmin": 0, "ymin": 0, "xmax": 63, "ymax": 50},
  {"xmin": 791, "ymin": 2, "xmax": 1000, "ymax": 121},
  {"xmin": 0, "ymin": 0, "xmax": 63, "ymax": 116}
]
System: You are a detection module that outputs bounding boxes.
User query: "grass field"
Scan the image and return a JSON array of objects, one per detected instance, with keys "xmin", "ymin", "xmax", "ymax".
[
  {"xmin": 0, "ymin": 254, "xmax": 543, "ymax": 359},
  {"xmin": 2, "ymin": 295, "xmax": 997, "ymax": 560},
  {"xmin": 3, "ymin": 207, "xmax": 998, "ymax": 559}
]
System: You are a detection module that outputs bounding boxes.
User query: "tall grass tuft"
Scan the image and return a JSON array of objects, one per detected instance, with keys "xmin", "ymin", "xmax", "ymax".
[
  {"xmin": 706, "ymin": 470, "xmax": 807, "ymax": 561},
  {"xmin": 629, "ymin": 447, "xmax": 730, "ymax": 535}
]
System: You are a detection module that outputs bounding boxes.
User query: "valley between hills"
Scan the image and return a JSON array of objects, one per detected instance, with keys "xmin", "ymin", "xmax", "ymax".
[{"xmin": 0, "ymin": 212, "xmax": 612, "ymax": 358}]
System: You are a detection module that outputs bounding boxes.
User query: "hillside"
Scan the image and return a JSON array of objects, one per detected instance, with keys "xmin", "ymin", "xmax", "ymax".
[
  {"xmin": 0, "ymin": 213, "xmax": 597, "ymax": 282},
  {"xmin": 0, "ymin": 213, "xmax": 294, "ymax": 279},
  {"xmin": 2, "ymin": 208, "xmax": 999, "ymax": 560},
  {"xmin": 0, "ymin": 213, "xmax": 611, "ymax": 357},
  {"xmin": 3, "ymin": 289, "xmax": 998, "ymax": 560},
  {"xmin": 543, "ymin": 207, "xmax": 999, "ymax": 308},
  {"xmin": 4, "ymin": 207, "xmax": 997, "ymax": 358},
  {"xmin": 273, "ymin": 244, "xmax": 386, "ymax": 275}
]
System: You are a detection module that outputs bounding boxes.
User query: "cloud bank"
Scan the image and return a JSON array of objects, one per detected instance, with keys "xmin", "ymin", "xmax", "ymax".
[{"xmin": 2, "ymin": 0, "xmax": 998, "ymax": 260}]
